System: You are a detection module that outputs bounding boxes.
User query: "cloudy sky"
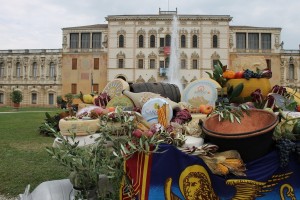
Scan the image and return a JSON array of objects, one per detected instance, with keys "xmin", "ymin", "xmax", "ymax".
[{"xmin": 0, "ymin": 0, "xmax": 299, "ymax": 50}]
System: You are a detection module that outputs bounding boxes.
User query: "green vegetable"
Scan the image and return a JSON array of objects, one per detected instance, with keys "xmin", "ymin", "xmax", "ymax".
[{"xmin": 292, "ymin": 120, "xmax": 300, "ymax": 135}]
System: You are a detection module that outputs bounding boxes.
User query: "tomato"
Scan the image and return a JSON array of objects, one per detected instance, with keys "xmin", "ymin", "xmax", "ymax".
[{"xmin": 234, "ymin": 71, "xmax": 244, "ymax": 79}]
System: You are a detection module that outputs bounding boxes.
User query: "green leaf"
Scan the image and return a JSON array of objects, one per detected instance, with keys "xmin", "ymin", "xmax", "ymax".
[
  {"xmin": 206, "ymin": 72, "xmax": 213, "ymax": 79},
  {"xmin": 229, "ymin": 83, "xmax": 244, "ymax": 99},
  {"xmin": 144, "ymin": 141, "xmax": 150, "ymax": 152},
  {"xmin": 127, "ymin": 141, "xmax": 137, "ymax": 150},
  {"xmin": 229, "ymin": 113, "xmax": 234, "ymax": 123},
  {"xmin": 236, "ymin": 116, "xmax": 241, "ymax": 124}
]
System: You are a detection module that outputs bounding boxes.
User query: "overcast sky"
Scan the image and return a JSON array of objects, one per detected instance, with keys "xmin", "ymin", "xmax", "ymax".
[{"xmin": 0, "ymin": 0, "xmax": 299, "ymax": 50}]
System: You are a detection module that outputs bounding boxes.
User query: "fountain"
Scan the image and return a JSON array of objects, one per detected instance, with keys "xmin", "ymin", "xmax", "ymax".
[{"xmin": 167, "ymin": 15, "xmax": 183, "ymax": 92}]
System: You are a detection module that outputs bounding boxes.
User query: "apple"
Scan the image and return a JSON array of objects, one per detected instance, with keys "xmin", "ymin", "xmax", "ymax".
[
  {"xmin": 199, "ymin": 104, "xmax": 213, "ymax": 114},
  {"xmin": 234, "ymin": 71, "xmax": 244, "ymax": 79},
  {"xmin": 296, "ymin": 105, "xmax": 300, "ymax": 112},
  {"xmin": 92, "ymin": 107, "xmax": 103, "ymax": 115},
  {"xmin": 132, "ymin": 129, "xmax": 143, "ymax": 138}
]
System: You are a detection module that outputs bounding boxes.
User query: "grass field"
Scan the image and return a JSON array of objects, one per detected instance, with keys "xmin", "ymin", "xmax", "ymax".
[{"xmin": 0, "ymin": 107, "xmax": 70, "ymax": 197}]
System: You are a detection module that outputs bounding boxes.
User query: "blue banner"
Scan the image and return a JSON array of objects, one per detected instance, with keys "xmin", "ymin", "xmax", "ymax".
[{"xmin": 123, "ymin": 144, "xmax": 300, "ymax": 200}]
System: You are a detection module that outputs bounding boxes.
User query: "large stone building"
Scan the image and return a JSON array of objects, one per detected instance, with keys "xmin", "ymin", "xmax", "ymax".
[{"xmin": 0, "ymin": 9, "xmax": 299, "ymax": 107}]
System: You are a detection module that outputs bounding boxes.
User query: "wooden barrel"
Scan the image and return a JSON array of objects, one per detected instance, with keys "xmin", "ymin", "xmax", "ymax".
[{"xmin": 130, "ymin": 82, "xmax": 181, "ymax": 103}]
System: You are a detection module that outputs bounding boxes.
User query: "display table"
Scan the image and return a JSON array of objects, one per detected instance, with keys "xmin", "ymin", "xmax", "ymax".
[{"xmin": 121, "ymin": 144, "xmax": 300, "ymax": 200}]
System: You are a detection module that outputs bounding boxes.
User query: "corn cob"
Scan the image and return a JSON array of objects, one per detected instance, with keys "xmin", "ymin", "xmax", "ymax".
[
  {"xmin": 215, "ymin": 163, "xmax": 229, "ymax": 175},
  {"xmin": 157, "ymin": 103, "xmax": 169, "ymax": 127}
]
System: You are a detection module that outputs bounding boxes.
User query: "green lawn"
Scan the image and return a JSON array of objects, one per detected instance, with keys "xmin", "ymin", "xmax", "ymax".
[{"xmin": 0, "ymin": 107, "xmax": 69, "ymax": 197}]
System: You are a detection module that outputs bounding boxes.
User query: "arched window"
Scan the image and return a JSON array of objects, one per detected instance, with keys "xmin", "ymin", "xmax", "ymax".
[
  {"xmin": 50, "ymin": 62, "xmax": 55, "ymax": 78},
  {"xmin": 181, "ymin": 35, "xmax": 186, "ymax": 48},
  {"xmin": 0, "ymin": 63, "xmax": 4, "ymax": 77},
  {"xmin": 213, "ymin": 35, "xmax": 218, "ymax": 48},
  {"xmin": 16, "ymin": 62, "xmax": 21, "ymax": 78},
  {"xmin": 119, "ymin": 35, "xmax": 124, "ymax": 48},
  {"xmin": 32, "ymin": 62, "xmax": 37, "ymax": 78},
  {"xmin": 192, "ymin": 35, "xmax": 198, "ymax": 48},
  {"xmin": 150, "ymin": 35, "xmax": 155, "ymax": 48},
  {"xmin": 165, "ymin": 35, "xmax": 171, "ymax": 46},
  {"xmin": 289, "ymin": 64, "xmax": 295, "ymax": 80},
  {"xmin": 138, "ymin": 35, "xmax": 144, "ymax": 48}
]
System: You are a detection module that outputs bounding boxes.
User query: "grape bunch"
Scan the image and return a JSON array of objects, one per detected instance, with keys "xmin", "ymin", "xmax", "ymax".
[
  {"xmin": 275, "ymin": 138, "xmax": 296, "ymax": 168},
  {"xmin": 243, "ymin": 69, "xmax": 254, "ymax": 80},
  {"xmin": 243, "ymin": 69, "xmax": 262, "ymax": 79}
]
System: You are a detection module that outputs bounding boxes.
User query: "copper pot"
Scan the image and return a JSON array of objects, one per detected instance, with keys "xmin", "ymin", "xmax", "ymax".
[{"xmin": 202, "ymin": 109, "xmax": 279, "ymax": 162}]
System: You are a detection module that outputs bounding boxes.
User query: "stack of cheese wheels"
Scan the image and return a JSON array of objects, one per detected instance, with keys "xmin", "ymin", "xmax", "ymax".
[{"xmin": 59, "ymin": 119, "xmax": 100, "ymax": 136}]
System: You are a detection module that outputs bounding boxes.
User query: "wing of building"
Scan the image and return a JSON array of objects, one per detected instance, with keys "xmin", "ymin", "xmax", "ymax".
[{"xmin": 0, "ymin": 9, "xmax": 298, "ymax": 107}]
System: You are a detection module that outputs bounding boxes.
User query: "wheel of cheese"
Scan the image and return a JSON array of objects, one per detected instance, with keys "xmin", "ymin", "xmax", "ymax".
[
  {"xmin": 59, "ymin": 119, "xmax": 100, "ymax": 136},
  {"xmin": 102, "ymin": 79, "xmax": 129, "ymax": 99},
  {"xmin": 141, "ymin": 98, "xmax": 173, "ymax": 125},
  {"xmin": 106, "ymin": 95, "xmax": 134, "ymax": 109},
  {"xmin": 181, "ymin": 78, "xmax": 220, "ymax": 108}
]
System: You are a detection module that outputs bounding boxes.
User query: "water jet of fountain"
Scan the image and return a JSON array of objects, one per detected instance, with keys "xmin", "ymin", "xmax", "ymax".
[{"xmin": 167, "ymin": 15, "xmax": 183, "ymax": 92}]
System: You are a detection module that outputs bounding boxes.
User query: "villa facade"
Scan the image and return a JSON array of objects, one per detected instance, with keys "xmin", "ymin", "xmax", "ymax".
[{"xmin": 0, "ymin": 10, "xmax": 299, "ymax": 106}]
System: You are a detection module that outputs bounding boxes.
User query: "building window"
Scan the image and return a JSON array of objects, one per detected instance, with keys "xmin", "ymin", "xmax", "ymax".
[
  {"xmin": 49, "ymin": 62, "xmax": 55, "ymax": 78},
  {"xmin": 181, "ymin": 35, "xmax": 186, "ymax": 48},
  {"xmin": 213, "ymin": 60, "xmax": 219, "ymax": 68},
  {"xmin": 0, "ymin": 93, "xmax": 3, "ymax": 104},
  {"xmin": 138, "ymin": 35, "xmax": 144, "ymax": 48},
  {"xmin": 81, "ymin": 33, "xmax": 90, "ymax": 49},
  {"xmin": 92, "ymin": 33, "xmax": 101, "ymax": 48},
  {"xmin": 71, "ymin": 84, "xmax": 77, "ymax": 94},
  {"xmin": 192, "ymin": 59, "xmax": 198, "ymax": 69},
  {"xmin": 213, "ymin": 35, "xmax": 218, "ymax": 48},
  {"xmin": 150, "ymin": 35, "xmax": 156, "ymax": 48},
  {"xmin": 150, "ymin": 59, "xmax": 156, "ymax": 69},
  {"xmin": 92, "ymin": 84, "xmax": 99, "ymax": 94},
  {"xmin": 70, "ymin": 33, "xmax": 79, "ymax": 49},
  {"xmin": 159, "ymin": 60, "xmax": 165, "ymax": 68},
  {"xmin": 16, "ymin": 62, "xmax": 21, "ymax": 78},
  {"xmin": 138, "ymin": 59, "xmax": 144, "ymax": 69},
  {"xmin": 72, "ymin": 58, "xmax": 77, "ymax": 70},
  {"xmin": 32, "ymin": 62, "xmax": 37, "ymax": 78},
  {"xmin": 48, "ymin": 93, "xmax": 54, "ymax": 105},
  {"xmin": 181, "ymin": 59, "xmax": 186, "ymax": 69},
  {"xmin": 119, "ymin": 35, "xmax": 124, "ymax": 48},
  {"xmin": 261, "ymin": 33, "xmax": 271, "ymax": 50},
  {"xmin": 165, "ymin": 35, "xmax": 171, "ymax": 46},
  {"xmin": 192, "ymin": 35, "xmax": 198, "ymax": 48},
  {"xmin": 160, "ymin": 38, "xmax": 165, "ymax": 47},
  {"xmin": 32, "ymin": 93, "xmax": 37, "ymax": 104},
  {"xmin": 236, "ymin": 33, "xmax": 246, "ymax": 49},
  {"xmin": 0, "ymin": 63, "xmax": 4, "ymax": 77},
  {"xmin": 94, "ymin": 58, "xmax": 99, "ymax": 70},
  {"xmin": 248, "ymin": 33, "xmax": 259, "ymax": 49},
  {"xmin": 289, "ymin": 64, "xmax": 295, "ymax": 80},
  {"xmin": 165, "ymin": 57, "xmax": 170, "ymax": 68},
  {"xmin": 118, "ymin": 59, "xmax": 124, "ymax": 68}
]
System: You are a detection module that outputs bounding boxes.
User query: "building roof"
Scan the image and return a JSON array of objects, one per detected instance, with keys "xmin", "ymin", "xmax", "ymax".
[
  {"xmin": 230, "ymin": 25, "xmax": 281, "ymax": 30},
  {"xmin": 106, "ymin": 14, "xmax": 232, "ymax": 22},
  {"xmin": 62, "ymin": 24, "xmax": 108, "ymax": 30}
]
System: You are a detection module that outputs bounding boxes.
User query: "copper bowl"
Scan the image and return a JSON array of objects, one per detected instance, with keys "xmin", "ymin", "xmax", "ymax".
[{"xmin": 202, "ymin": 109, "xmax": 279, "ymax": 162}]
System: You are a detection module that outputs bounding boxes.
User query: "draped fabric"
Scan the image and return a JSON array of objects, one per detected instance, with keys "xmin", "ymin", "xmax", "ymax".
[{"xmin": 122, "ymin": 144, "xmax": 300, "ymax": 200}]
